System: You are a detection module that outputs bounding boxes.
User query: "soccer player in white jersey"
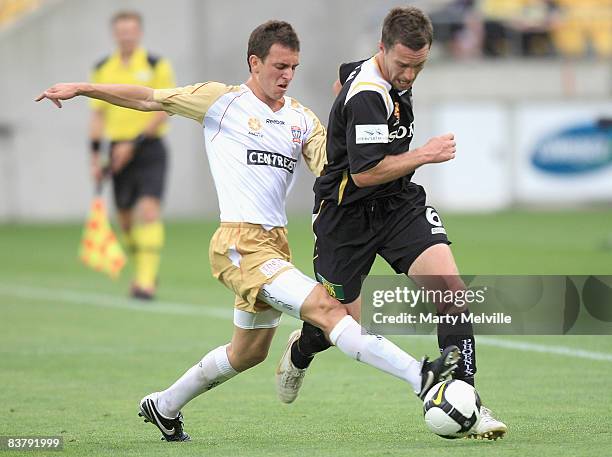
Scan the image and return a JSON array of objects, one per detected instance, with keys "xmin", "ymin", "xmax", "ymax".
[{"xmin": 36, "ymin": 20, "xmax": 459, "ymax": 442}]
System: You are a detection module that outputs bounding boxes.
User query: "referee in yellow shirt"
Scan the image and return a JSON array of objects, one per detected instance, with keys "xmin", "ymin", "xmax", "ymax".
[{"xmin": 90, "ymin": 11, "xmax": 175, "ymax": 300}]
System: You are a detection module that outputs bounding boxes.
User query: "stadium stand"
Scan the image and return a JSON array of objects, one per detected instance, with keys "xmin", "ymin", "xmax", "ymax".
[{"xmin": 0, "ymin": 0, "xmax": 43, "ymax": 28}]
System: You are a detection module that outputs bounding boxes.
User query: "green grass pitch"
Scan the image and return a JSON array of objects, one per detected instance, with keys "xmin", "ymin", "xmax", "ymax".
[{"xmin": 1, "ymin": 210, "xmax": 611, "ymax": 456}]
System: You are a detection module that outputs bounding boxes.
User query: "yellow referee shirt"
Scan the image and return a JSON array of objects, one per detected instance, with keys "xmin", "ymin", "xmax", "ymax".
[{"xmin": 90, "ymin": 47, "xmax": 175, "ymax": 141}]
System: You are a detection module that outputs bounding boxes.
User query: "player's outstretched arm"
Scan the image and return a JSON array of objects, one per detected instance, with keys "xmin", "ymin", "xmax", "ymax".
[
  {"xmin": 35, "ymin": 83, "xmax": 163, "ymax": 112},
  {"xmin": 352, "ymin": 133, "xmax": 456, "ymax": 187}
]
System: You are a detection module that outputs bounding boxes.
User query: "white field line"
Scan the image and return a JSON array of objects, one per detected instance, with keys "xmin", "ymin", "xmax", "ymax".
[
  {"xmin": 0, "ymin": 282, "xmax": 233, "ymax": 319},
  {"xmin": 475, "ymin": 336, "xmax": 612, "ymax": 362},
  {"xmin": 1, "ymin": 282, "xmax": 611, "ymax": 362}
]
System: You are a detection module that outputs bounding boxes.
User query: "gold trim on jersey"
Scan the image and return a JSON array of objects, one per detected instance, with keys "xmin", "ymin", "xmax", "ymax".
[
  {"xmin": 312, "ymin": 200, "xmax": 325, "ymax": 226},
  {"xmin": 289, "ymin": 97, "xmax": 328, "ymax": 177},
  {"xmin": 153, "ymin": 82, "xmax": 240, "ymax": 124},
  {"xmin": 338, "ymin": 170, "xmax": 349, "ymax": 204},
  {"xmin": 312, "ymin": 200, "xmax": 325, "ymax": 260},
  {"xmin": 347, "ymin": 81, "xmax": 392, "ymax": 112}
]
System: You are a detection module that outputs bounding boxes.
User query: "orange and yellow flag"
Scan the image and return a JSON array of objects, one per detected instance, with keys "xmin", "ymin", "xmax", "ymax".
[{"xmin": 78, "ymin": 197, "xmax": 126, "ymax": 278}]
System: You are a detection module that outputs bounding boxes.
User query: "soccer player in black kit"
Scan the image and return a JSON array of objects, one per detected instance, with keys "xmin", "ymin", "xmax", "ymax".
[{"xmin": 276, "ymin": 6, "xmax": 507, "ymax": 440}]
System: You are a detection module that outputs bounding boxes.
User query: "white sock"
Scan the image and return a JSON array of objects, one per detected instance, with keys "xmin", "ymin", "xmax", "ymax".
[
  {"xmin": 157, "ymin": 344, "xmax": 238, "ymax": 418},
  {"xmin": 329, "ymin": 315, "xmax": 422, "ymax": 393}
]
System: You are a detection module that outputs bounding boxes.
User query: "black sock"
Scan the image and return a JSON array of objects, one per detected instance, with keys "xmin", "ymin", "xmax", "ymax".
[
  {"xmin": 461, "ymin": 375, "xmax": 475, "ymax": 387},
  {"xmin": 437, "ymin": 311, "xmax": 477, "ymax": 385},
  {"xmin": 290, "ymin": 322, "xmax": 332, "ymax": 369}
]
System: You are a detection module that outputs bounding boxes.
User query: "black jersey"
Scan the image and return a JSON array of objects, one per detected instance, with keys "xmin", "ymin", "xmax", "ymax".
[{"xmin": 314, "ymin": 57, "xmax": 417, "ymax": 206}]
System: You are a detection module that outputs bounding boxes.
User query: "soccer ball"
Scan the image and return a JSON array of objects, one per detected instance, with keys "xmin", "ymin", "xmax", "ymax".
[{"xmin": 422, "ymin": 380, "xmax": 481, "ymax": 439}]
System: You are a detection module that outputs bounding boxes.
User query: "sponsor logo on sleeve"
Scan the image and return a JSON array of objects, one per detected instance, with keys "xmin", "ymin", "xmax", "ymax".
[{"xmin": 355, "ymin": 124, "xmax": 389, "ymax": 144}]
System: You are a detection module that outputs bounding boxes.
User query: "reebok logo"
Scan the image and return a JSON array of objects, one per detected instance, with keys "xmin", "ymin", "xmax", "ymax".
[
  {"xmin": 266, "ymin": 119, "xmax": 285, "ymax": 125},
  {"xmin": 247, "ymin": 150, "xmax": 297, "ymax": 173}
]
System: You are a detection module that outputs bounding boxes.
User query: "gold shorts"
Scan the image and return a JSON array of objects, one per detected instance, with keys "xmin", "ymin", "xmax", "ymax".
[{"xmin": 209, "ymin": 222, "xmax": 295, "ymax": 313}]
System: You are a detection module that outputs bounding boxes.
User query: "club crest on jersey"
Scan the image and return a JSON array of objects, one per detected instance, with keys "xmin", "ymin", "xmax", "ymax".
[
  {"xmin": 291, "ymin": 125, "xmax": 302, "ymax": 144},
  {"xmin": 394, "ymin": 102, "xmax": 400, "ymax": 122}
]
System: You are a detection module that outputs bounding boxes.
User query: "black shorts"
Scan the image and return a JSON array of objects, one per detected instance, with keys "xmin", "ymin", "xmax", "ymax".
[
  {"xmin": 111, "ymin": 138, "xmax": 168, "ymax": 210},
  {"xmin": 312, "ymin": 184, "xmax": 450, "ymax": 303}
]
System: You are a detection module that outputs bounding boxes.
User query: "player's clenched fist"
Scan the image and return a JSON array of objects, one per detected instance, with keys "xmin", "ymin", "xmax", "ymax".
[{"xmin": 420, "ymin": 133, "xmax": 456, "ymax": 164}]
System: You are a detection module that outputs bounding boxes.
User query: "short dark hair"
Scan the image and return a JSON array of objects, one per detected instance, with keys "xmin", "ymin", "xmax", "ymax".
[
  {"xmin": 111, "ymin": 10, "xmax": 142, "ymax": 26},
  {"xmin": 247, "ymin": 20, "xmax": 300, "ymax": 71},
  {"xmin": 381, "ymin": 6, "xmax": 433, "ymax": 51}
]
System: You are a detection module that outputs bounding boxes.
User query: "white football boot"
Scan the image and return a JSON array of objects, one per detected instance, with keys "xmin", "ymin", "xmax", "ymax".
[
  {"xmin": 467, "ymin": 405, "xmax": 507, "ymax": 440},
  {"xmin": 275, "ymin": 330, "xmax": 307, "ymax": 403}
]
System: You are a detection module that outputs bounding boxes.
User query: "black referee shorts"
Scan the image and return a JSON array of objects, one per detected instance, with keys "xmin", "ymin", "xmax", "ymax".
[
  {"xmin": 312, "ymin": 185, "xmax": 450, "ymax": 304},
  {"xmin": 111, "ymin": 138, "xmax": 168, "ymax": 210}
]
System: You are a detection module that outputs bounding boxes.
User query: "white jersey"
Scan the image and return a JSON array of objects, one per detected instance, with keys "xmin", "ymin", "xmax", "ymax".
[{"xmin": 154, "ymin": 82, "xmax": 327, "ymax": 227}]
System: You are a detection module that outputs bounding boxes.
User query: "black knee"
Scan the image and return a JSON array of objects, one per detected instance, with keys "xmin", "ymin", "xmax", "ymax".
[
  {"xmin": 300, "ymin": 322, "xmax": 332, "ymax": 353},
  {"xmin": 289, "ymin": 322, "xmax": 332, "ymax": 370}
]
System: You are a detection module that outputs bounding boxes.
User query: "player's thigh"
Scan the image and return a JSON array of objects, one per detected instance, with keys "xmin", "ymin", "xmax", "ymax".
[
  {"xmin": 408, "ymin": 244, "xmax": 466, "ymax": 313},
  {"xmin": 227, "ymin": 325, "xmax": 276, "ymax": 372},
  {"xmin": 313, "ymin": 200, "xmax": 377, "ymax": 305},
  {"xmin": 408, "ymin": 243, "xmax": 460, "ymax": 277}
]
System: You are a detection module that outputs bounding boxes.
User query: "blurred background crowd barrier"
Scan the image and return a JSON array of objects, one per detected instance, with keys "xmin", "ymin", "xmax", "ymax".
[
  {"xmin": 1, "ymin": 0, "xmax": 611, "ymax": 221},
  {"xmin": 431, "ymin": 0, "xmax": 611, "ymax": 59}
]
